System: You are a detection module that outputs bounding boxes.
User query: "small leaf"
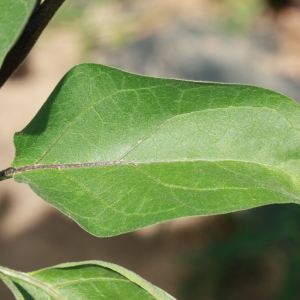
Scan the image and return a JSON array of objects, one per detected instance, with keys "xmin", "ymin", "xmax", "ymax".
[
  {"xmin": 0, "ymin": 261, "xmax": 175, "ymax": 300},
  {"xmin": 6, "ymin": 63, "xmax": 300, "ymax": 236},
  {"xmin": 0, "ymin": 0, "xmax": 37, "ymax": 68}
]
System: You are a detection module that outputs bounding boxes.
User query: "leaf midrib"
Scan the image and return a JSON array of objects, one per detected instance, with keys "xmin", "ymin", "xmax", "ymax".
[{"xmin": 5, "ymin": 157, "xmax": 297, "ymax": 182}]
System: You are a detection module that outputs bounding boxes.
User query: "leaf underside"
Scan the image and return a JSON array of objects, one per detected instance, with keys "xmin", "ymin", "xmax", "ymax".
[
  {"xmin": 0, "ymin": 0, "xmax": 37, "ymax": 68},
  {"xmin": 0, "ymin": 261, "xmax": 175, "ymax": 300},
  {"xmin": 9, "ymin": 63, "xmax": 300, "ymax": 236}
]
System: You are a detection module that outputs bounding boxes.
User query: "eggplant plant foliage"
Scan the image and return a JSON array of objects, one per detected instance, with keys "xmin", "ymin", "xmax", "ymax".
[{"xmin": 0, "ymin": 1, "xmax": 299, "ymax": 299}]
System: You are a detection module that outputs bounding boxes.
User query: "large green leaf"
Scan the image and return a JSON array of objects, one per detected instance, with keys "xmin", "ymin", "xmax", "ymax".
[
  {"xmin": 0, "ymin": 0, "xmax": 37, "ymax": 68},
  {"xmin": 4, "ymin": 63, "xmax": 300, "ymax": 236},
  {"xmin": 0, "ymin": 261, "xmax": 174, "ymax": 300}
]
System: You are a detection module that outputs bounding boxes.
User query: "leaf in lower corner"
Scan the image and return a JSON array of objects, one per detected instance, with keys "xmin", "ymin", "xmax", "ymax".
[{"xmin": 0, "ymin": 261, "xmax": 175, "ymax": 300}]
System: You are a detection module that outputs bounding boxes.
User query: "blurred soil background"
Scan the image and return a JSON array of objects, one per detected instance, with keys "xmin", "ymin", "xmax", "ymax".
[{"xmin": 1, "ymin": 0, "xmax": 300, "ymax": 299}]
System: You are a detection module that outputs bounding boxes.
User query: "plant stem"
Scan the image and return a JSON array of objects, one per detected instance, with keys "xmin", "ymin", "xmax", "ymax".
[
  {"xmin": 0, "ymin": 168, "xmax": 14, "ymax": 182},
  {"xmin": 0, "ymin": 0, "xmax": 66, "ymax": 88}
]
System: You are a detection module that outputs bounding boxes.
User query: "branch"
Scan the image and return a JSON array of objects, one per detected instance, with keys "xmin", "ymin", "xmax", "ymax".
[{"xmin": 0, "ymin": 0, "xmax": 66, "ymax": 88}]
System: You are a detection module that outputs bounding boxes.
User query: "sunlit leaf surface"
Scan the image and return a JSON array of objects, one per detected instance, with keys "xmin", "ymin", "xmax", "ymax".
[{"xmin": 8, "ymin": 63, "xmax": 300, "ymax": 236}]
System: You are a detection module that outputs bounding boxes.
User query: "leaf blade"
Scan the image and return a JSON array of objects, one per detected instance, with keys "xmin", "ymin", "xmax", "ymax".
[
  {"xmin": 10, "ymin": 63, "xmax": 300, "ymax": 236},
  {"xmin": 0, "ymin": 0, "xmax": 37, "ymax": 68}
]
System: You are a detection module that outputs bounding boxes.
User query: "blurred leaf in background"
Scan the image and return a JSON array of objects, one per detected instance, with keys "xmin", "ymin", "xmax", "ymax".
[
  {"xmin": 181, "ymin": 204, "xmax": 300, "ymax": 300},
  {"xmin": 214, "ymin": 0, "xmax": 264, "ymax": 32}
]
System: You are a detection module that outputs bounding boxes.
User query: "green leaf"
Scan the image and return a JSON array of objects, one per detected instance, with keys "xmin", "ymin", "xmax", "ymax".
[
  {"xmin": 0, "ymin": 0, "xmax": 37, "ymax": 68},
  {"xmin": 6, "ymin": 63, "xmax": 300, "ymax": 236},
  {"xmin": 0, "ymin": 261, "xmax": 175, "ymax": 300}
]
